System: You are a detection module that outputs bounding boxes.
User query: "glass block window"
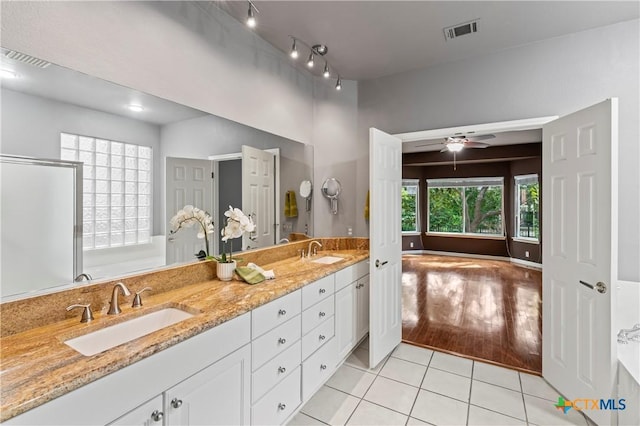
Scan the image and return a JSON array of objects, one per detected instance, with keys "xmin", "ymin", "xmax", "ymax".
[{"xmin": 61, "ymin": 133, "xmax": 152, "ymax": 249}]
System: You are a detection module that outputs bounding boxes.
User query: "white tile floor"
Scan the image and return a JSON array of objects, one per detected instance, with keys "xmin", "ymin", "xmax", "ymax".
[{"xmin": 289, "ymin": 341, "xmax": 589, "ymax": 426}]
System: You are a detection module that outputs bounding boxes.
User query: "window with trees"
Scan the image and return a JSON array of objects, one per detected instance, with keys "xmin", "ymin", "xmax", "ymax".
[
  {"xmin": 514, "ymin": 174, "xmax": 539, "ymax": 241},
  {"xmin": 401, "ymin": 179, "xmax": 419, "ymax": 233},
  {"xmin": 427, "ymin": 177, "xmax": 504, "ymax": 236}
]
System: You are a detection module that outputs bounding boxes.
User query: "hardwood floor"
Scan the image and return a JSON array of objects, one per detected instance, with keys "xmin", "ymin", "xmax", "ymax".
[{"xmin": 402, "ymin": 254, "xmax": 542, "ymax": 374}]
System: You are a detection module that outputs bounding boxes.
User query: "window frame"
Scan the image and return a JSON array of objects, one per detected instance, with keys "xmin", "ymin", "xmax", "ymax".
[
  {"xmin": 60, "ymin": 132, "xmax": 153, "ymax": 250},
  {"xmin": 401, "ymin": 179, "xmax": 420, "ymax": 234},
  {"xmin": 513, "ymin": 174, "xmax": 540, "ymax": 244},
  {"xmin": 426, "ymin": 177, "xmax": 505, "ymax": 239}
]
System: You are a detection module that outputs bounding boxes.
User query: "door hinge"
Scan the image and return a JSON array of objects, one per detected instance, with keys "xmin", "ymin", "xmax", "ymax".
[{"xmin": 211, "ymin": 172, "xmax": 215, "ymax": 179}]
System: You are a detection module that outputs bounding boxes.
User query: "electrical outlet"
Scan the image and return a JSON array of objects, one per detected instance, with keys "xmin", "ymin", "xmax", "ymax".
[
  {"xmin": 347, "ymin": 227, "xmax": 353, "ymax": 236},
  {"xmin": 409, "ymin": 241, "xmax": 414, "ymax": 248},
  {"xmin": 525, "ymin": 251, "xmax": 530, "ymax": 258}
]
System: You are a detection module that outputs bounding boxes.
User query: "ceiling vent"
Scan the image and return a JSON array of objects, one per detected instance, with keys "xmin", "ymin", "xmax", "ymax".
[
  {"xmin": 3, "ymin": 50, "xmax": 51, "ymax": 68},
  {"xmin": 444, "ymin": 19, "xmax": 479, "ymax": 41}
]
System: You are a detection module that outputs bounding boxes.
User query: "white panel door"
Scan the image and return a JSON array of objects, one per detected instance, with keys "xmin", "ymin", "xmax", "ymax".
[
  {"xmin": 166, "ymin": 157, "xmax": 213, "ymax": 264},
  {"xmin": 542, "ymin": 99, "xmax": 618, "ymax": 426},
  {"xmin": 241, "ymin": 145, "xmax": 275, "ymax": 250},
  {"xmin": 369, "ymin": 128, "xmax": 403, "ymax": 368}
]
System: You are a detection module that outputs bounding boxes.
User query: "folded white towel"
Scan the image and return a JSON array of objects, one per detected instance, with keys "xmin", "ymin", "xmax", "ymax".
[{"xmin": 247, "ymin": 263, "xmax": 276, "ymax": 280}]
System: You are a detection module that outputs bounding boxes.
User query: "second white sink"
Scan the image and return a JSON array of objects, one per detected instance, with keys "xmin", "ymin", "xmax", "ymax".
[
  {"xmin": 65, "ymin": 308, "xmax": 194, "ymax": 356},
  {"xmin": 311, "ymin": 256, "xmax": 344, "ymax": 265}
]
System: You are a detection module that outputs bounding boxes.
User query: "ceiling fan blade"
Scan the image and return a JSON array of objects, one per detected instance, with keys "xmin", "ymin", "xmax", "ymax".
[
  {"xmin": 465, "ymin": 134, "xmax": 495, "ymax": 141},
  {"xmin": 463, "ymin": 141, "xmax": 490, "ymax": 148},
  {"xmin": 414, "ymin": 141, "xmax": 444, "ymax": 148}
]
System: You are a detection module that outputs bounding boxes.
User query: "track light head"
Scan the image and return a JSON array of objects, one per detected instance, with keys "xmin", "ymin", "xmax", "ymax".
[
  {"xmin": 290, "ymin": 39, "xmax": 298, "ymax": 59},
  {"xmin": 306, "ymin": 52, "xmax": 314, "ymax": 68},
  {"xmin": 323, "ymin": 62, "xmax": 330, "ymax": 78},
  {"xmin": 336, "ymin": 76, "xmax": 342, "ymax": 91},
  {"xmin": 246, "ymin": 4, "xmax": 256, "ymax": 28}
]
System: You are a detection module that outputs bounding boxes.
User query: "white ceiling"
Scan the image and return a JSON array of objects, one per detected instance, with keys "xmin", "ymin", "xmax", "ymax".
[
  {"xmin": 1, "ymin": 49, "xmax": 208, "ymax": 126},
  {"xmin": 222, "ymin": 1, "xmax": 639, "ymax": 80}
]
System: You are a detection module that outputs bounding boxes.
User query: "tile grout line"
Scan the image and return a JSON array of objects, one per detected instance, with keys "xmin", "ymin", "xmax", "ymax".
[{"xmin": 466, "ymin": 361, "xmax": 475, "ymax": 426}]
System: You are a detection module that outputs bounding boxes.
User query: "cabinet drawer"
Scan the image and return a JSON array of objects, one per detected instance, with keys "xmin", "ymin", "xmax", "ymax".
[
  {"xmin": 301, "ymin": 316, "xmax": 334, "ymax": 360},
  {"xmin": 302, "ymin": 337, "xmax": 337, "ymax": 401},
  {"xmin": 335, "ymin": 261, "xmax": 369, "ymax": 291},
  {"xmin": 252, "ymin": 290, "xmax": 301, "ymax": 338},
  {"xmin": 302, "ymin": 295, "xmax": 335, "ymax": 335},
  {"xmin": 252, "ymin": 367, "xmax": 301, "ymax": 426},
  {"xmin": 302, "ymin": 275, "xmax": 334, "ymax": 310},
  {"xmin": 252, "ymin": 315, "xmax": 301, "ymax": 371},
  {"xmin": 252, "ymin": 341, "xmax": 301, "ymax": 404}
]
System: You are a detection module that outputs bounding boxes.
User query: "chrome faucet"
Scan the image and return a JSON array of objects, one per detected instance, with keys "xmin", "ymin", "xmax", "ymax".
[
  {"xmin": 108, "ymin": 282, "xmax": 131, "ymax": 315},
  {"xmin": 308, "ymin": 240, "xmax": 322, "ymax": 257},
  {"xmin": 617, "ymin": 323, "xmax": 640, "ymax": 344},
  {"xmin": 74, "ymin": 273, "xmax": 93, "ymax": 282}
]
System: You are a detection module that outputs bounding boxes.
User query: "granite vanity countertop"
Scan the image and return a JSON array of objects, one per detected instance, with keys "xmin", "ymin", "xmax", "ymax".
[{"xmin": 0, "ymin": 249, "xmax": 369, "ymax": 421}]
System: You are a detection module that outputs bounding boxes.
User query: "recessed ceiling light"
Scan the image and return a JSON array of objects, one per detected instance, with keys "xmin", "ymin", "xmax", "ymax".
[
  {"xmin": 127, "ymin": 104, "xmax": 144, "ymax": 112},
  {"xmin": 1, "ymin": 68, "xmax": 18, "ymax": 79}
]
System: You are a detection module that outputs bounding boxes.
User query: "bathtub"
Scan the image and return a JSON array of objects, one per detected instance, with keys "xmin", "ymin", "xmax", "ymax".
[{"xmin": 616, "ymin": 280, "xmax": 640, "ymax": 426}]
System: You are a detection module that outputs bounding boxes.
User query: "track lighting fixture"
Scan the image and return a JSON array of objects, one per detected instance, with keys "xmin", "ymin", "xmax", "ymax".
[
  {"xmin": 289, "ymin": 36, "xmax": 342, "ymax": 91},
  {"xmin": 246, "ymin": 1, "xmax": 257, "ymax": 28}
]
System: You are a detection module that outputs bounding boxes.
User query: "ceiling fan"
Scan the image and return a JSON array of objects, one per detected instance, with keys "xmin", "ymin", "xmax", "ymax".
[{"xmin": 415, "ymin": 133, "xmax": 496, "ymax": 152}]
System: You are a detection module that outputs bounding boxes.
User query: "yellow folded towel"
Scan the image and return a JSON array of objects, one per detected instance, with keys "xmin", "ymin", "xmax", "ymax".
[
  {"xmin": 364, "ymin": 190, "xmax": 370, "ymax": 221},
  {"xmin": 285, "ymin": 190, "xmax": 298, "ymax": 218}
]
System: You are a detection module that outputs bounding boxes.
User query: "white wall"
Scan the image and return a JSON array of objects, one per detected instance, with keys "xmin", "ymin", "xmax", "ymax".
[
  {"xmin": 0, "ymin": 89, "xmax": 164, "ymax": 235},
  {"xmin": 359, "ymin": 20, "xmax": 640, "ymax": 281},
  {"xmin": 312, "ymin": 78, "xmax": 366, "ymax": 237},
  {"xmin": 0, "ymin": 1, "xmax": 314, "ymax": 144}
]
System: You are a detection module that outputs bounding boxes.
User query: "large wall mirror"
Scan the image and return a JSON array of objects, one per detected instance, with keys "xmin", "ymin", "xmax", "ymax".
[{"xmin": 0, "ymin": 48, "xmax": 313, "ymax": 300}]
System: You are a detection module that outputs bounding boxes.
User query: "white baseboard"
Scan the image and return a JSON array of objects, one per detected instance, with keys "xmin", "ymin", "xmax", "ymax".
[
  {"xmin": 402, "ymin": 249, "xmax": 542, "ymax": 270},
  {"xmin": 509, "ymin": 257, "xmax": 543, "ymax": 270}
]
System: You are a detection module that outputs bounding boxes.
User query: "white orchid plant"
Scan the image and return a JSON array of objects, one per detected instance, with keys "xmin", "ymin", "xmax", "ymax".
[
  {"xmin": 216, "ymin": 205, "xmax": 256, "ymax": 263},
  {"xmin": 169, "ymin": 205, "xmax": 215, "ymax": 259}
]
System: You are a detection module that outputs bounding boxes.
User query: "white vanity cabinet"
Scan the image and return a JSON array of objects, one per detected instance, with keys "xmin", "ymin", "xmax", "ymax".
[
  {"xmin": 6, "ymin": 259, "xmax": 371, "ymax": 426},
  {"xmin": 335, "ymin": 262, "xmax": 370, "ymax": 362},
  {"xmin": 250, "ymin": 290, "xmax": 303, "ymax": 423},
  {"xmin": 110, "ymin": 345, "xmax": 251, "ymax": 426},
  {"xmin": 6, "ymin": 313, "xmax": 252, "ymax": 426},
  {"xmin": 163, "ymin": 344, "xmax": 251, "ymax": 425},
  {"xmin": 109, "ymin": 395, "xmax": 164, "ymax": 426}
]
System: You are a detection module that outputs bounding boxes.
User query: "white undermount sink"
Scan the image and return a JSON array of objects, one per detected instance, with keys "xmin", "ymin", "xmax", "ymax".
[
  {"xmin": 311, "ymin": 256, "xmax": 344, "ymax": 265},
  {"xmin": 64, "ymin": 308, "xmax": 194, "ymax": 356}
]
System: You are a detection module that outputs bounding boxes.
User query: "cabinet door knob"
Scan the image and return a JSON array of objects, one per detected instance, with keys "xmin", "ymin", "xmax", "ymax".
[
  {"xmin": 319, "ymin": 311, "xmax": 326, "ymax": 317},
  {"xmin": 151, "ymin": 410, "xmax": 164, "ymax": 422},
  {"xmin": 278, "ymin": 309, "xmax": 287, "ymax": 316},
  {"xmin": 171, "ymin": 398, "xmax": 183, "ymax": 408},
  {"xmin": 278, "ymin": 403, "xmax": 287, "ymax": 411},
  {"xmin": 320, "ymin": 364, "xmax": 327, "ymax": 370},
  {"xmin": 319, "ymin": 334, "xmax": 326, "ymax": 341},
  {"xmin": 278, "ymin": 366, "xmax": 286, "ymax": 373},
  {"xmin": 278, "ymin": 337, "xmax": 287, "ymax": 344},
  {"xmin": 319, "ymin": 288, "xmax": 326, "ymax": 294}
]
